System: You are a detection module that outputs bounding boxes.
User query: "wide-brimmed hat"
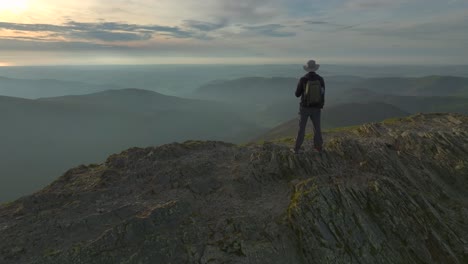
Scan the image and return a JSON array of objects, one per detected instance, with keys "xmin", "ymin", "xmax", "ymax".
[{"xmin": 303, "ymin": 60, "xmax": 320, "ymax": 72}]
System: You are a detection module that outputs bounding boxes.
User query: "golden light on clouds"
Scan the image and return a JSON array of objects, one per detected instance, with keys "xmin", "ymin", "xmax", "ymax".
[
  {"xmin": 0, "ymin": 0, "xmax": 466, "ymax": 65},
  {"xmin": 0, "ymin": 61, "xmax": 12, "ymax": 66}
]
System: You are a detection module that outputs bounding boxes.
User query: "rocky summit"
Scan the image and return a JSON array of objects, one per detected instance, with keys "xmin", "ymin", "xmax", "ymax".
[{"xmin": 1, "ymin": 113, "xmax": 467, "ymax": 264}]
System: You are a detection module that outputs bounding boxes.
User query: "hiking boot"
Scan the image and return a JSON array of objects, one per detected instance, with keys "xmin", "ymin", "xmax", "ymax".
[
  {"xmin": 290, "ymin": 148, "xmax": 302, "ymax": 154},
  {"xmin": 315, "ymin": 146, "xmax": 323, "ymax": 153}
]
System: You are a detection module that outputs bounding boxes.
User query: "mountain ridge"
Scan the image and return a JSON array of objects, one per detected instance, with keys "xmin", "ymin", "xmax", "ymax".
[
  {"xmin": 1, "ymin": 113, "xmax": 467, "ymax": 264},
  {"xmin": 191, "ymin": 75, "xmax": 468, "ymax": 127},
  {"xmin": 194, "ymin": 75, "xmax": 468, "ymax": 100},
  {"xmin": 0, "ymin": 75, "xmax": 122, "ymax": 99},
  {"xmin": 351, "ymin": 75, "xmax": 468, "ymax": 97}
]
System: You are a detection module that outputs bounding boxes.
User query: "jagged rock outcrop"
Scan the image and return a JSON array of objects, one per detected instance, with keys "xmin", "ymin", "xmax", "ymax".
[{"xmin": 1, "ymin": 113, "xmax": 467, "ymax": 264}]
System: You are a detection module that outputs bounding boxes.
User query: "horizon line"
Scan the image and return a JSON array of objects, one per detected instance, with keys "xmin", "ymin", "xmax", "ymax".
[{"xmin": 2, "ymin": 63, "xmax": 468, "ymax": 67}]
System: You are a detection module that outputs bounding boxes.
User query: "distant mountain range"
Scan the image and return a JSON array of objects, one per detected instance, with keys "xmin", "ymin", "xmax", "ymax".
[
  {"xmin": 193, "ymin": 75, "xmax": 468, "ymax": 127},
  {"xmin": 351, "ymin": 75, "xmax": 468, "ymax": 97},
  {"xmin": 256, "ymin": 102, "xmax": 410, "ymax": 141},
  {"xmin": 195, "ymin": 77, "xmax": 295, "ymax": 103},
  {"xmin": 2, "ymin": 74, "xmax": 468, "ymax": 202},
  {"xmin": 339, "ymin": 88, "xmax": 468, "ymax": 113},
  {"xmin": 194, "ymin": 75, "xmax": 468, "ymax": 102},
  {"xmin": 0, "ymin": 76, "xmax": 122, "ymax": 99},
  {"xmin": 0, "ymin": 89, "xmax": 263, "ymax": 202}
]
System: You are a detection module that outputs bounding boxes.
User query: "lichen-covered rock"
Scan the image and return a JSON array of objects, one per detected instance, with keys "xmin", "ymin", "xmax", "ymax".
[{"xmin": 0, "ymin": 113, "xmax": 467, "ymax": 264}]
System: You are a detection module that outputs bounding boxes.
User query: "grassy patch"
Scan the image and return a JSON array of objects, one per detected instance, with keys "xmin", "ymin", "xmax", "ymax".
[
  {"xmin": 87, "ymin": 163, "xmax": 101, "ymax": 169},
  {"xmin": 381, "ymin": 117, "xmax": 404, "ymax": 124},
  {"xmin": 0, "ymin": 201, "xmax": 14, "ymax": 207},
  {"xmin": 71, "ymin": 243, "xmax": 84, "ymax": 255},
  {"xmin": 183, "ymin": 140, "xmax": 206, "ymax": 147},
  {"xmin": 43, "ymin": 248, "xmax": 62, "ymax": 257},
  {"xmin": 271, "ymin": 133, "xmax": 316, "ymax": 144},
  {"xmin": 236, "ymin": 142, "xmax": 250, "ymax": 147},
  {"xmin": 273, "ymin": 137, "xmax": 295, "ymax": 144},
  {"xmin": 288, "ymin": 179, "xmax": 318, "ymax": 220},
  {"xmin": 381, "ymin": 115, "xmax": 415, "ymax": 125},
  {"xmin": 324, "ymin": 125, "xmax": 361, "ymax": 133}
]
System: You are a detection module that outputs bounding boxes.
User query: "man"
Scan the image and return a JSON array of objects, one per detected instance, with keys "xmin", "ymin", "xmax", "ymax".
[{"xmin": 292, "ymin": 59, "xmax": 325, "ymax": 154}]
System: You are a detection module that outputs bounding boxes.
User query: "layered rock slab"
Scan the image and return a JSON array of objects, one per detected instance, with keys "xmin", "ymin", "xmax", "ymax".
[{"xmin": 0, "ymin": 113, "xmax": 467, "ymax": 263}]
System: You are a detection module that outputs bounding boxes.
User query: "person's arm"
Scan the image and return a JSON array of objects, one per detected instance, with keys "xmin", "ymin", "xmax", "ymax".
[
  {"xmin": 320, "ymin": 77, "xmax": 325, "ymax": 108},
  {"xmin": 295, "ymin": 78, "xmax": 304, "ymax": 98}
]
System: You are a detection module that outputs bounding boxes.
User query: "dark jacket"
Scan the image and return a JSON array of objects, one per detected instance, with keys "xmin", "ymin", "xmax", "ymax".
[{"xmin": 295, "ymin": 72, "xmax": 325, "ymax": 109}]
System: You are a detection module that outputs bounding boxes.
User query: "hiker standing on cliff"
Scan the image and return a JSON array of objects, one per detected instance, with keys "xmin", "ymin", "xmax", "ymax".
[{"xmin": 292, "ymin": 60, "xmax": 325, "ymax": 154}]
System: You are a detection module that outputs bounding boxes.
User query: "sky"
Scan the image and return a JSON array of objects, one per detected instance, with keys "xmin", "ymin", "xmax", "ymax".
[{"xmin": 0, "ymin": 0, "xmax": 467, "ymax": 66}]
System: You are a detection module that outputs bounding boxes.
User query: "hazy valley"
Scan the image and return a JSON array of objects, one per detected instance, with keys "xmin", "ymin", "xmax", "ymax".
[{"xmin": 1, "ymin": 66, "xmax": 468, "ymax": 202}]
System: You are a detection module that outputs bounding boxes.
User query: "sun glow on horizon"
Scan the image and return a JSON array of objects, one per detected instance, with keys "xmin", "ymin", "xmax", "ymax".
[
  {"xmin": 0, "ymin": 62, "xmax": 12, "ymax": 66},
  {"xmin": 0, "ymin": 0, "xmax": 30, "ymax": 14}
]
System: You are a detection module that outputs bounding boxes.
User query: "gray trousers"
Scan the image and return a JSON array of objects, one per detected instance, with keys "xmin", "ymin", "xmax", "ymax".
[{"xmin": 294, "ymin": 107, "xmax": 323, "ymax": 151}]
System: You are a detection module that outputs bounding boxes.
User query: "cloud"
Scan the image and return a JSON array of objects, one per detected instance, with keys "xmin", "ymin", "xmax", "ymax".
[
  {"xmin": 0, "ymin": 18, "xmax": 296, "ymax": 46},
  {"xmin": 0, "ymin": 38, "xmax": 126, "ymax": 51},
  {"xmin": 344, "ymin": 0, "xmax": 404, "ymax": 9},
  {"xmin": 63, "ymin": 21, "xmax": 196, "ymax": 41},
  {"xmin": 63, "ymin": 21, "xmax": 188, "ymax": 35},
  {"xmin": 216, "ymin": 0, "xmax": 282, "ymax": 23},
  {"xmin": 299, "ymin": 19, "xmax": 378, "ymax": 33},
  {"xmin": 0, "ymin": 22, "xmax": 66, "ymax": 33},
  {"xmin": 1, "ymin": 0, "xmax": 467, "ymax": 65},
  {"xmin": 70, "ymin": 30, "xmax": 152, "ymax": 42},
  {"xmin": 347, "ymin": 13, "xmax": 468, "ymax": 41},
  {"xmin": 243, "ymin": 24, "xmax": 296, "ymax": 37},
  {"xmin": 303, "ymin": 21, "xmax": 330, "ymax": 25},
  {"xmin": 183, "ymin": 19, "xmax": 228, "ymax": 32},
  {"xmin": 0, "ymin": 21, "xmax": 195, "ymax": 43}
]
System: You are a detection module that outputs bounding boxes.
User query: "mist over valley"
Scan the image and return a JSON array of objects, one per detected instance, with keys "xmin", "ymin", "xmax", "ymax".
[{"xmin": 1, "ymin": 65, "xmax": 468, "ymax": 202}]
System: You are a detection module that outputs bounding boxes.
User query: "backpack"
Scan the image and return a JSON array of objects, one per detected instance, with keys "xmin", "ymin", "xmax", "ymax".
[{"xmin": 303, "ymin": 79, "xmax": 323, "ymax": 106}]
